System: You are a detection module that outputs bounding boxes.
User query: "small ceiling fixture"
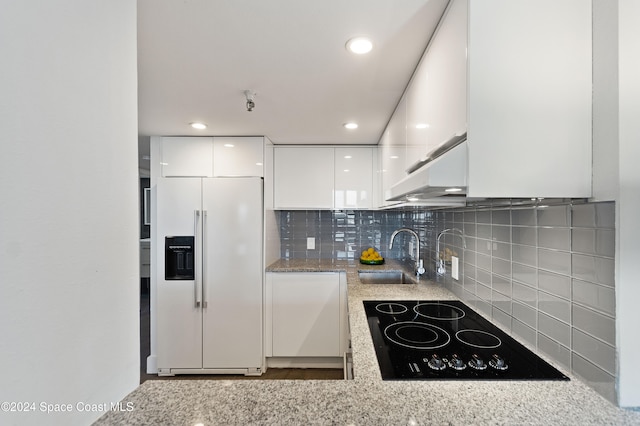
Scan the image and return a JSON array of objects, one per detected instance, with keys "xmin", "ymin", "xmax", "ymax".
[
  {"xmin": 344, "ymin": 122, "xmax": 358, "ymax": 129},
  {"xmin": 244, "ymin": 90, "xmax": 256, "ymax": 112},
  {"xmin": 190, "ymin": 122, "xmax": 207, "ymax": 130},
  {"xmin": 346, "ymin": 37, "xmax": 373, "ymax": 54}
]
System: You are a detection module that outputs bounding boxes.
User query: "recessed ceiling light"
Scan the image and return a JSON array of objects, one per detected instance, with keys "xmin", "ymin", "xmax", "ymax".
[
  {"xmin": 223, "ymin": 143, "xmax": 234, "ymax": 148},
  {"xmin": 190, "ymin": 122, "xmax": 207, "ymax": 130},
  {"xmin": 344, "ymin": 122, "xmax": 358, "ymax": 129},
  {"xmin": 344, "ymin": 155, "xmax": 352, "ymax": 159},
  {"xmin": 346, "ymin": 37, "xmax": 373, "ymax": 54},
  {"xmin": 416, "ymin": 123, "xmax": 429, "ymax": 129}
]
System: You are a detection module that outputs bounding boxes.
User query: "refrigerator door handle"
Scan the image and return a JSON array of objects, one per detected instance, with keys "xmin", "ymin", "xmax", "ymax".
[
  {"xmin": 202, "ymin": 210, "xmax": 208, "ymax": 309},
  {"xmin": 194, "ymin": 210, "xmax": 202, "ymax": 308}
]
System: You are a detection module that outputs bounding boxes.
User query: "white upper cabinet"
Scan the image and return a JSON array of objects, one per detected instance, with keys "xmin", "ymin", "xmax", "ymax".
[
  {"xmin": 379, "ymin": 0, "xmax": 592, "ymax": 201},
  {"xmin": 274, "ymin": 146, "xmax": 376, "ymax": 210},
  {"xmin": 274, "ymin": 147, "xmax": 334, "ymax": 209},
  {"xmin": 467, "ymin": 0, "xmax": 592, "ymax": 198},
  {"xmin": 161, "ymin": 136, "xmax": 264, "ymax": 178},
  {"xmin": 161, "ymin": 137, "xmax": 214, "ymax": 177},
  {"xmin": 334, "ymin": 147, "xmax": 374, "ymax": 209},
  {"xmin": 379, "ymin": 96, "xmax": 407, "ymax": 207},
  {"xmin": 213, "ymin": 136, "xmax": 264, "ymax": 177},
  {"xmin": 406, "ymin": 0, "xmax": 467, "ymax": 165}
]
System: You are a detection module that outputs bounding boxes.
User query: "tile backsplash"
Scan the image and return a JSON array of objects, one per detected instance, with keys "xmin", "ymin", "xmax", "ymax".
[{"xmin": 279, "ymin": 200, "xmax": 617, "ymax": 404}]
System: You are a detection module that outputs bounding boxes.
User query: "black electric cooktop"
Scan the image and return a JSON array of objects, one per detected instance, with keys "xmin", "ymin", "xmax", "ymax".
[{"xmin": 364, "ymin": 300, "xmax": 569, "ymax": 381}]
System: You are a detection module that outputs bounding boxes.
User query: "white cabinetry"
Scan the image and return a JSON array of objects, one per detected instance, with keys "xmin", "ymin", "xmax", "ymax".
[
  {"xmin": 274, "ymin": 147, "xmax": 334, "ymax": 209},
  {"xmin": 161, "ymin": 136, "xmax": 264, "ymax": 178},
  {"xmin": 274, "ymin": 146, "xmax": 375, "ymax": 210},
  {"xmin": 467, "ymin": 0, "xmax": 591, "ymax": 198},
  {"xmin": 266, "ymin": 272, "xmax": 347, "ymax": 358},
  {"xmin": 378, "ymin": 96, "xmax": 407, "ymax": 207},
  {"xmin": 405, "ymin": 0, "xmax": 467, "ymax": 164},
  {"xmin": 161, "ymin": 137, "xmax": 214, "ymax": 177},
  {"xmin": 334, "ymin": 147, "xmax": 374, "ymax": 209},
  {"xmin": 213, "ymin": 137, "xmax": 264, "ymax": 177},
  {"xmin": 379, "ymin": 0, "xmax": 592, "ymax": 200}
]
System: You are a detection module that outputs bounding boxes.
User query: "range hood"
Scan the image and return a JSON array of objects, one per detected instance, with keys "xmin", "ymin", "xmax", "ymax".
[{"xmin": 387, "ymin": 136, "xmax": 467, "ymax": 203}]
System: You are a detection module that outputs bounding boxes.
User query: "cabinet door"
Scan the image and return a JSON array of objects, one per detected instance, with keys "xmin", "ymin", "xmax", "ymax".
[
  {"xmin": 379, "ymin": 96, "xmax": 407, "ymax": 205},
  {"xmin": 161, "ymin": 137, "xmax": 214, "ymax": 177},
  {"xmin": 334, "ymin": 147, "xmax": 373, "ymax": 209},
  {"xmin": 468, "ymin": 0, "xmax": 591, "ymax": 197},
  {"xmin": 213, "ymin": 137, "xmax": 264, "ymax": 177},
  {"xmin": 271, "ymin": 273, "xmax": 341, "ymax": 357},
  {"xmin": 274, "ymin": 147, "xmax": 334, "ymax": 209},
  {"xmin": 406, "ymin": 0, "xmax": 467, "ymax": 165}
]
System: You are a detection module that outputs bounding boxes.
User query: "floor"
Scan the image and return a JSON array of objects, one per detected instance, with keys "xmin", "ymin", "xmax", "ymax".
[{"xmin": 139, "ymin": 289, "xmax": 343, "ymax": 383}]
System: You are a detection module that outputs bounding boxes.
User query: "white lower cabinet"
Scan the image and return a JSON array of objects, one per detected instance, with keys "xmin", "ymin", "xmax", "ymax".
[{"xmin": 266, "ymin": 272, "xmax": 347, "ymax": 359}]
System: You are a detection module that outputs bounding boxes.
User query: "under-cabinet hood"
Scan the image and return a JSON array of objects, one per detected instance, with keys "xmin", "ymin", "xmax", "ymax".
[{"xmin": 388, "ymin": 138, "xmax": 467, "ymax": 203}]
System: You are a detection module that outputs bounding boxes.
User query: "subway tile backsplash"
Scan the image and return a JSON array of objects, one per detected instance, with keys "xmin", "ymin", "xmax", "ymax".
[
  {"xmin": 278, "ymin": 201, "xmax": 617, "ymax": 404},
  {"xmin": 437, "ymin": 201, "xmax": 616, "ymax": 404}
]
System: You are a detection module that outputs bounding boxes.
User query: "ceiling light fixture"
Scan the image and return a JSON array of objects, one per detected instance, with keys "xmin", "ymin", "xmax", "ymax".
[
  {"xmin": 344, "ymin": 122, "xmax": 358, "ymax": 129},
  {"xmin": 346, "ymin": 37, "xmax": 373, "ymax": 54},
  {"xmin": 224, "ymin": 143, "xmax": 234, "ymax": 148},
  {"xmin": 445, "ymin": 187, "xmax": 463, "ymax": 192},
  {"xmin": 190, "ymin": 122, "xmax": 207, "ymax": 130},
  {"xmin": 416, "ymin": 123, "xmax": 430, "ymax": 129}
]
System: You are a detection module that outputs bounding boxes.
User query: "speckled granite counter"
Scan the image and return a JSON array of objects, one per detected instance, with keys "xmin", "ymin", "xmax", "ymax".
[{"xmin": 94, "ymin": 259, "xmax": 640, "ymax": 425}]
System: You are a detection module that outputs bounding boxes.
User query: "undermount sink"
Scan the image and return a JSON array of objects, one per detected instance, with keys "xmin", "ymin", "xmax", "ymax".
[{"xmin": 358, "ymin": 271, "xmax": 416, "ymax": 285}]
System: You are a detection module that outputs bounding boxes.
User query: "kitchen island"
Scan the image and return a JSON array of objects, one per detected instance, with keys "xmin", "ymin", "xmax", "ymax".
[{"xmin": 94, "ymin": 259, "xmax": 640, "ymax": 425}]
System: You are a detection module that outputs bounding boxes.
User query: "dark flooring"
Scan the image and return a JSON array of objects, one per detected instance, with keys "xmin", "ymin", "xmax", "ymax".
[{"xmin": 139, "ymin": 288, "xmax": 343, "ymax": 383}]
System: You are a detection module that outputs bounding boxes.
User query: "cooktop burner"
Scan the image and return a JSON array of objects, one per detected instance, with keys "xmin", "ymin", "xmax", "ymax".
[{"xmin": 364, "ymin": 300, "xmax": 569, "ymax": 381}]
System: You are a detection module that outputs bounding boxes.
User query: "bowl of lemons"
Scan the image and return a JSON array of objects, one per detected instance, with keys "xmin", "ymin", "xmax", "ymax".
[{"xmin": 359, "ymin": 247, "xmax": 384, "ymax": 265}]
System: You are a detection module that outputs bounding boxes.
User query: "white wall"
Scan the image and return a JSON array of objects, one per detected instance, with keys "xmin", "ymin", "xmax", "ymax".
[
  {"xmin": 0, "ymin": 1, "xmax": 139, "ymax": 425},
  {"xmin": 616, "ymin": 0, "xmax": 640, "ymax": 408}
]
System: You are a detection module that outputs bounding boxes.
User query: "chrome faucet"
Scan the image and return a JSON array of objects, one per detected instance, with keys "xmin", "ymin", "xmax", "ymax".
[
  {"xmin": 389, "ymin": 228, "xmax": 425, "ymax": 278},
  {"xmin": 436, "ymin": 228, "xmax": 466, "ymax": 275}
]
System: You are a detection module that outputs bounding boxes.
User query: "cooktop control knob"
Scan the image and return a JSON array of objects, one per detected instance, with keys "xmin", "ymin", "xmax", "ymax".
[
  {"xmin": 448, "ymin": 354, "xmax": 467, "ymax": 371},
  {"xmin": 489, "ymin": 354, "xmax": 508, "ymax": 371},
  {"xmin": 426, "ymin": 354, "xmax": 446, "ymax": 371},
  {"xmin": 468, "ymin": 354, "xmax": 488, "ymax": 370}
]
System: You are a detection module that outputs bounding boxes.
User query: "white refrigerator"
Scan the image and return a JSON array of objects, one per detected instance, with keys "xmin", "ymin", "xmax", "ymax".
[{"xmin": 155, "ymin": 177, "xmax": 263, "ymax": 375}]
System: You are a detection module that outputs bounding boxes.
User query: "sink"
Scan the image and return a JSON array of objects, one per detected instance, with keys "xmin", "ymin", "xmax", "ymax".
[{"xmin": 358, "ymin": 271, "xmax": 416, "ymax": 284}]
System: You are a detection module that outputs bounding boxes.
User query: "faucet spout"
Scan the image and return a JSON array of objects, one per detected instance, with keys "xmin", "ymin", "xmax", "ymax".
[
  {"xmin": 389, "ymin": 228, "xmax": 425, "ymax": 277},
  {"xmin": 436, "ymin": 228, "xmax": 466, "ymax": 276}
]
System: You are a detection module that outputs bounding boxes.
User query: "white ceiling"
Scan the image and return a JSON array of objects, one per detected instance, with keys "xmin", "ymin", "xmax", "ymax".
[{"xmin": 137, "ymin": 0, "xmax": 449, "ymax": 168}]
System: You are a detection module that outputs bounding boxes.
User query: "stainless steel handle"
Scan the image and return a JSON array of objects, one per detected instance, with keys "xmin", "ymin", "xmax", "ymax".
[
  {"xmin": 202, "ymin": 210, "xmax": 208, "ymax": 309},
  {"xmin": 194, "ymin": 210, "xmax": 202, "ymax": 308},
  {"xmin": 405, "ymin": 130, "xmax": 467, "ymax": 174}
]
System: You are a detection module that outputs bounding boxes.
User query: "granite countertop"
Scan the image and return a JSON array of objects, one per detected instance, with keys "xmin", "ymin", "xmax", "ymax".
[{"xmin": 95, "ymin": 259, "xmax": 640, "ymax": 425}]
